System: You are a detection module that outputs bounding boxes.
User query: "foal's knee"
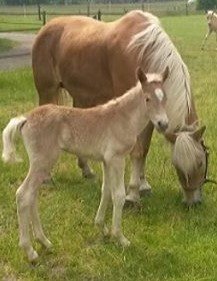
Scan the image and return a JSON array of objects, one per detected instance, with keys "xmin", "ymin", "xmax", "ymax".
[{"xmin": 113, "ymin": 190, "xmax": 126, "ymax": 207}]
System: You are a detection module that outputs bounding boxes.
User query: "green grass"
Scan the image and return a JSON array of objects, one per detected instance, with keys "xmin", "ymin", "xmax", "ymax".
[
  {"xmin": 0, "ymin": 14, "xmax": 217, "ymax": 281},
  {"xmin": 0, "ymin": 38, "xmax": 16, "ymax": 52}
]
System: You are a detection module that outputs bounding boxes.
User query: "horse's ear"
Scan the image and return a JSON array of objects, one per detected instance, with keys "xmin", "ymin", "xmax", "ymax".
[
  {"xmin": 190, "ymin": 126, "xmax": 206, "ymax": 141},
  {"xmin": 165, "ymin": 132, "xmax": 177, "ymax": 144},
  {"xmin": 162, "ymin": 66, "xmax": 169, "ymax": 82},
  {"xmin": 137, "ymin": 67, "xmax": 147, "ymax": 83}
]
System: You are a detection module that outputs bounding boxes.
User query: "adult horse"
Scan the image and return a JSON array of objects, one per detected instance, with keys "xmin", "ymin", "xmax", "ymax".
[{"xmin": 32, "ymin": 10, "xmax": 208, "ymax": 206}]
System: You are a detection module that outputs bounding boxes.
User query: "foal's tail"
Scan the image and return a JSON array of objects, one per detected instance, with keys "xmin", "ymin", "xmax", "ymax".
[{"xmin": 2, "ymin": 116, "xmax": 27, "ymax": 163}]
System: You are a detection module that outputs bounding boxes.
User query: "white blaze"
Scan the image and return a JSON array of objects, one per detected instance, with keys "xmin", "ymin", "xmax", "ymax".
[{"xmin": 155, "ymin": 88, "xmax": 164, "ymax": 101}]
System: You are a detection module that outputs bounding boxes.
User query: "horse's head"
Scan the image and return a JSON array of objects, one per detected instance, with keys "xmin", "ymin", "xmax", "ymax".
[
  {"xmin": 166, "ymin": 125, "xmax": 214, "ymax": 206},
  {"xmin": 137, "ymin": 66, "xmax": 169, "ymax": 133},
  {"xmin": 206, "ymin": 10, "xmax": 215, "ymax": 25}
]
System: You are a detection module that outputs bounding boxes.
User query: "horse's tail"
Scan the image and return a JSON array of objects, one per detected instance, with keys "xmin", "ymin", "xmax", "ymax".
[
  {"xmin": 57, "ymin": 85, "xmax": 73, "ymax": 107},
  {"xmin": 2, "ymin": 116, "xmax": 27, "ymax": 163}
]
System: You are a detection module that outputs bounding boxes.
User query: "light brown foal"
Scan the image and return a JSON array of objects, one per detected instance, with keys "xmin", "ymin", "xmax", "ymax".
[{"xmin": 2, "ymin": 68, "xmax": 169, "ymax": 262}]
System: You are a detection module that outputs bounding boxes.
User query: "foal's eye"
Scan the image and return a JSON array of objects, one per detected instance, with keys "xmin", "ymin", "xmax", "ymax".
[{"xmin": 146, "ymin": 97, "xmax": 150, "ymax": 102}]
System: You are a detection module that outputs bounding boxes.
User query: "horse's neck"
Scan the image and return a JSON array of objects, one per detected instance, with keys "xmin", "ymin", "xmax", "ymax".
[{"xmin": 116, "ymin": 85, "xmax": 148, "ymax": 135}]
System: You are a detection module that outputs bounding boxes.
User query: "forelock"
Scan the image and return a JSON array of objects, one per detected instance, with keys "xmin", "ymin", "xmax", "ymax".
[{"xmin": 146, "ymin": 73, "xmax": 162, "ymax": 83}]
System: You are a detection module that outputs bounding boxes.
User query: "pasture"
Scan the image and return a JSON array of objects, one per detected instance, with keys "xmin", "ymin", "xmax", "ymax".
[{"xmin": 0, "ymin": 14, "xmax": 217, "ymax": 281}]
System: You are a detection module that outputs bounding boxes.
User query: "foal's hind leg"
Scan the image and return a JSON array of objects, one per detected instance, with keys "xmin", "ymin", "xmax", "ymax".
[
  {"xmin": 16, "ymin": 170, "xmax": 45, "ymax": 262},
  {"xmin": 126, "ymin": 122, "xmax": 154, "ymax": 204},
  {"xmin": 30, "ymin": 190, "xmax": 52, "ymax": 249}
]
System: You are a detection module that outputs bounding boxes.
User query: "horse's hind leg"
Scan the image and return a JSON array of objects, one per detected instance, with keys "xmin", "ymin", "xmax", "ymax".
[
  {"xmin": 32, "ymin": 51, "xmax": 60, "ymax": 105},
  {"xmin": 73, "ymin": 98, "xmax": 95, "ymax": 178},
  {"xmin": 126, "ymin": 122, "xmax": 154, "ymax": 204}
]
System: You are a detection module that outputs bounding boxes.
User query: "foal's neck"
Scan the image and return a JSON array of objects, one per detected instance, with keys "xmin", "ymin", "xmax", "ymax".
[{"xmin": 115, "ymin": 83, "xmax": 149, "ymax": 135}]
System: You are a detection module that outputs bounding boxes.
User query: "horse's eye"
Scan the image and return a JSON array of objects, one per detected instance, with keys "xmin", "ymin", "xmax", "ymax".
[{"xmin": 146, "ymin": 97, "xmax": 150, "ymax": 102}]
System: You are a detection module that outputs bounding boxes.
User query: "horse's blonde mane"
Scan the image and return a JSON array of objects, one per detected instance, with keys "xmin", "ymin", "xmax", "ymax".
[
  {"xmin": 128, "ymin": 13, "xmax": 191, "ymax": 132},
  {"xmin": 172, "ymin": 133, "xmax": 202, "ymax": 177}
]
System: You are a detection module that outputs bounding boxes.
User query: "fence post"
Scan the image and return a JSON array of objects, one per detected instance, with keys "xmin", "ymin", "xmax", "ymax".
[
  {"xmin": 97, "ymin": 9, "xmax": 101, "ymax": 21},
  {"xmin": 87, "ymin": 0, "xmax": 90, "ymax": 16},
  {"xmin": 42, "ymin": 10, "xmax": 46, "ymax": 25},
  {"xmin": 141, "ymin": 1, "xmax": 144, "ymax": 11},
  {"xmin": 186, "ymin": 3, "xmax": 188, "ymax": 16},
  {"xmin": 37, "ymin": 3, "xmax": 41, "ymax": 21}
]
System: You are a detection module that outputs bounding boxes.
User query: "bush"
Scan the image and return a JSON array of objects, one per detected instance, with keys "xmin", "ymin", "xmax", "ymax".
[{"xmin": 197, "ymin": 0, "xmax": 217, "ymax": 10}]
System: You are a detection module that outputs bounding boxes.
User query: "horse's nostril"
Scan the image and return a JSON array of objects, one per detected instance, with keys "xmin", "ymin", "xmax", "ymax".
[{"xmin": 158, "ymin": 121, "xmax": 168, "ymax": 131}]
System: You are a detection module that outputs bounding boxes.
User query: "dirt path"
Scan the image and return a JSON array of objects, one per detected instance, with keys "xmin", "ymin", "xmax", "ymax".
[{"xmin": 0, "ymin": 32, "xmax": 36, "ymax": 71}]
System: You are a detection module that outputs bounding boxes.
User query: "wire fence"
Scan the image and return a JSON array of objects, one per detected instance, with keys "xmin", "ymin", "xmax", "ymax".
[{"xmin": 0, "ymin": 1, "xmax": 198, "ymax": 32}]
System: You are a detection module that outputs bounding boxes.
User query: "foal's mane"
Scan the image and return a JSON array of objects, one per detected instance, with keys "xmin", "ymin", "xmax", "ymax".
[
  {"xmin": 128, "ymin": 11, "xmax": 191, "ymax": 132},
  {"xmin": 101, "ymin": 82, "xmax": 142, "ymax": 110}
]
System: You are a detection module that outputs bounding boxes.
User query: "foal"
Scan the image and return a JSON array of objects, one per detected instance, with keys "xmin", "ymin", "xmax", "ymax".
[
  {"xmin": 201, "ymin": 10, "xmax": 217, "ymax": 50},
  {"xmin": 2, "ymin": 68, "xmax": 169, "ymax": 262}
]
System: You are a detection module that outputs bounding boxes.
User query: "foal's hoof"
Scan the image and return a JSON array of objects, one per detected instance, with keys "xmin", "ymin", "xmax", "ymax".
[
  {"xmin": 83, "ymin": 171, "xmax": 95, "ymax": 179},
  {"xmin": 120, "ymin": 236, "xmax": 131, "ymax": 248},
  {"xmin": 28, "ymin": 250, "xmax": 39, "ymax": 263},
  {"xmin": 139, "ymin": 188, "xmax": 152, "ymax": 197},
  {"xmin": 139, "ymin": 179, "xmax": 152, "ymax": 197},
  {"xmin": 124, "ymin": 199, "xmax": 141, "ymax": 209}
]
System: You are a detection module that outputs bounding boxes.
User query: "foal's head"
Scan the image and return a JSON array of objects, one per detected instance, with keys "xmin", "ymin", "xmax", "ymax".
[
  {"xmin": 137, "ymin": 67, "xmax": 169, "ymax": 132},
  {"xmin": 167, "ymin": 126, "xmax": 212, "ymax": 206}
]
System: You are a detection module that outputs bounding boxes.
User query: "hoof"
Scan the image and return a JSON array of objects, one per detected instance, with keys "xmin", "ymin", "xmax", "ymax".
[
  {"xmin": 28, "ymin": 250, "xmax": 39, "ymax": 263},
  {"xmin": 83, "ymin": 171, "xmax": 95, "ymax": 179},
  {"xmin": 139, "ymin": 188, "xmax": 152, "ymax": 197},
  {"xmin": 124, "ymin": 199, "xmax": 141, "ymax": 209},
  {"xmin": 139, "ymin": 179, "xmax": 152, "ymax": 197},
  {"xmin": 120, "ymin": 236, "xmax": 131, "ymax": 248}
]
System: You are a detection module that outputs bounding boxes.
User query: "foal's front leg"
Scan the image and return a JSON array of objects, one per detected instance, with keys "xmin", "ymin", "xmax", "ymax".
[
  {"xmin": 201, "ymin": 29, "xmax": 212, "ymax": 50},
  {"xmin": 95, "ymin": 162, "xmax": 111, "ymax": 236},
  {"xmin": 108, "ymin": 157, "xmax": 130, "ymax": 247}
]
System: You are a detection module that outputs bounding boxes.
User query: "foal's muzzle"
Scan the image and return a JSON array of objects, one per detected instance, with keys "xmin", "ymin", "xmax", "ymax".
[{"xmin": 157, "ymin": 120, "xmax": 169, "ymax": 132}]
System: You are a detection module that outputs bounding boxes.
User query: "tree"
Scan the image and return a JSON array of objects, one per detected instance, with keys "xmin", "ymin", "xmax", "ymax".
[{"xmin": 197, "ymin": 0, "xmax": 217, "ymax": 10}]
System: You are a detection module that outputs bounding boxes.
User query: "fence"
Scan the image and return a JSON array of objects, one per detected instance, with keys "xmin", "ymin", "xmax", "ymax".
[{"xmin": 0, "ymin": 2, "xmax": 198, "ymax": 32}]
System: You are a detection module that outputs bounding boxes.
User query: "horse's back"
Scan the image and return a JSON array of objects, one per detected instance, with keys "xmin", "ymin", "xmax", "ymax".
[{"xmin": 32, "ymin": 11, "xmax": 153, "ymax": 106}]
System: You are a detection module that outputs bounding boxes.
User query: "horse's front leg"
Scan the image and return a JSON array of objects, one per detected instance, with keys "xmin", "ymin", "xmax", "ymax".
[{"xmin": 126, "ymin": 122, "xmax": 154, "ymax": 204}]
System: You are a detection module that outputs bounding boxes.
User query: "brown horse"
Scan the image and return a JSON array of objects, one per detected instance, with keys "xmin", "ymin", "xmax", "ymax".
[{"xmin": 32, "ymin": 10, "xmax": 208, "ymax": 206}]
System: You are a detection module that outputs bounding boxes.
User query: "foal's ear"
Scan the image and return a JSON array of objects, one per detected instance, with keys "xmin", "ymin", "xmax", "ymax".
[
  {"xmin": 137, "ymin": 67, "xmax": 147, "ymax": 84},
  {"xmin": 190, "ymin": 125, "xmax": 206, "ymax": 142},
  {"xmin": 162, "ymin": 66, "xmax": 169, "ymax": 82}
]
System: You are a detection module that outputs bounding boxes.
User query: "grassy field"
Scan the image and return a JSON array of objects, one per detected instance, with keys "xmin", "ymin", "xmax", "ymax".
[{"xmin": 1, "ymin": 14, "xmax": 217, "ymax": 281}]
